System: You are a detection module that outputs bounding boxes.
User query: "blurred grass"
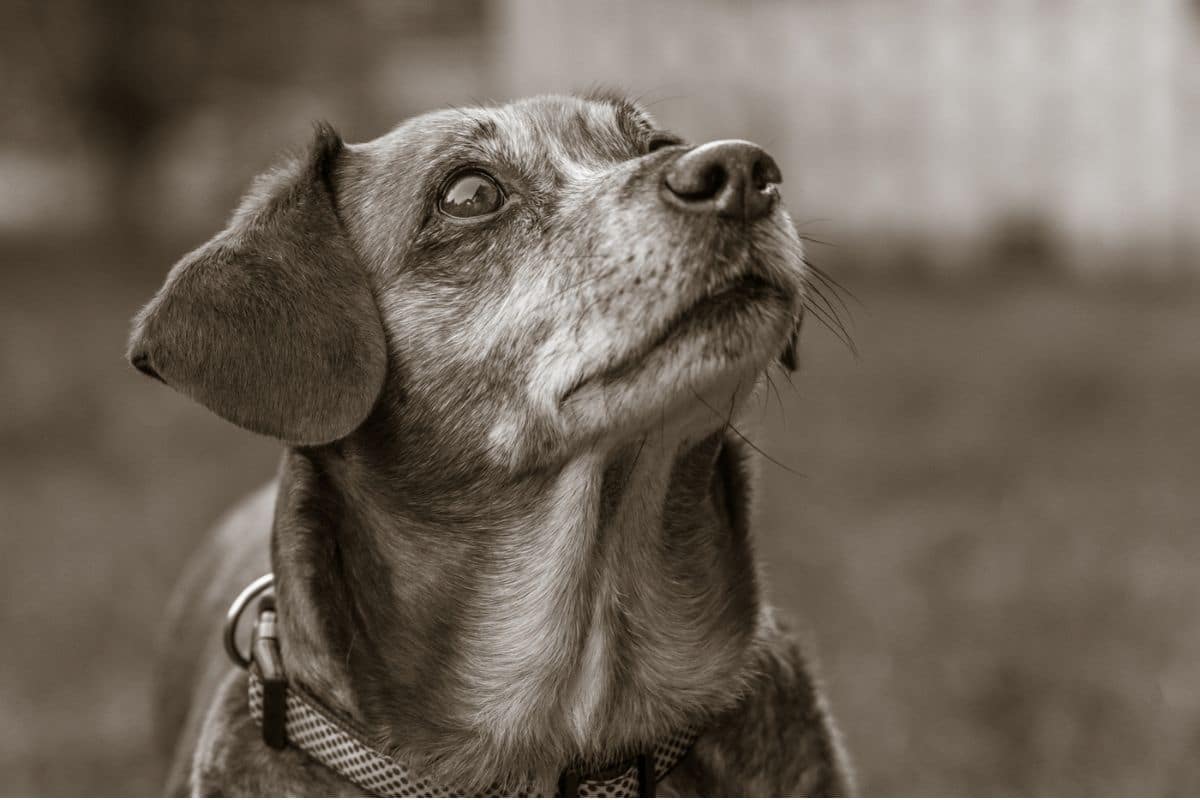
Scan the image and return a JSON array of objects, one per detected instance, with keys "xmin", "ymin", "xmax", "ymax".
[
  {"xmin": 0, "ymin": 236, "xmax": 281, "ymax": 793},
  {"xmin": 2, "ymin": 237, "xmax": 1199, "ymax": 794}
]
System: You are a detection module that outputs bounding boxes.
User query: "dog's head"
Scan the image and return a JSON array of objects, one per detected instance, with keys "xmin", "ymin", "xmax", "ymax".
[{"xmin": 128, "ymin": 93, "xmax": 806, "ymax": 472}]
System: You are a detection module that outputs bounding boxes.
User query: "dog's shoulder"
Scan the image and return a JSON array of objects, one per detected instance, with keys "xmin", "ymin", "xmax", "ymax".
[
  {"xmin": 187, "ymin": 668, "xmax": 360, "ymax": 796},
  {"xmin": 666, "ymin": 613, "xmax": 855, "ymax": 796}
]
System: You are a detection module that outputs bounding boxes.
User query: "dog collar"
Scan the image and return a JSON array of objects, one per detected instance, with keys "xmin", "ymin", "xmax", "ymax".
[{"xmin": 227, "ymin": 574, "xmax": 700, "ymax": 797}]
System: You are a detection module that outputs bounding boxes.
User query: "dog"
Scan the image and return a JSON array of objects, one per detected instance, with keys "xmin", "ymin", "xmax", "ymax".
[{"xmin": 130, "ymin": 92, "xmax": 852, "ymax": 796}]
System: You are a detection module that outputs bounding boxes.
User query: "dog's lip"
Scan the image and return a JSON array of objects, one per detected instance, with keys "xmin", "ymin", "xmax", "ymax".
[{"xmin": 559, "ymin": 272, "xmax": 789, "ymax": 403}]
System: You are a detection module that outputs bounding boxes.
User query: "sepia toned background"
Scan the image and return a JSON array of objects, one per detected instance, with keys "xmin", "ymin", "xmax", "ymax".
[{"xmin": 2, "ymin": 0, "xmax": 1198, "ymax": 794}]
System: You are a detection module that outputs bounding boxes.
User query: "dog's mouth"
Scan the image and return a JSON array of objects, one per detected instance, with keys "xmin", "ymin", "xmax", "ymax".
[{"xmin": 560, "ymin": 272, "xmax": 789, "ymax": 403}]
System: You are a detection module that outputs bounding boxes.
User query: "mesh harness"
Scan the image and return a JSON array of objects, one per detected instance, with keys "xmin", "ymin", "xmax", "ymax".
[{"xmin": 226, "ymin": 574, "xmax": 700, "ymax": 797}]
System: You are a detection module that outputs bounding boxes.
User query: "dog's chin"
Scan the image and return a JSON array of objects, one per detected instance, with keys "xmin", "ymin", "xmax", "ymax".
[{"xmin": 558, "ymin": 284, "xmax": 794, "ymax": 443}]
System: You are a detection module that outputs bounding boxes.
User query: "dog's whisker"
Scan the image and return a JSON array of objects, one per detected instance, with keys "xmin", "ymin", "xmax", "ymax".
[
  {"xmin": 805, "ymin": 285, "xmax": 855, "ymax": 346},
  {"xmin": 801, "ymin": 272, "xmax": 859, "ymax": 357},
  {"xmin": 792, "ymin": 216, "xmax": 835, "ymax": 229},
  {"xmin": 779, "ymin": 366, "xmax": 802, "ymax": 397},
  {"xmin": 624, "ymin": 434, "xmax": 648, "ymax": 489},
  {"xmin": 690, "ymin": 388, "xmax": 805, "ymax": 478},
  {"xmin": 724, "ymin": 381, "xmax": 740, "ymax": 436},
  {"xmin": 804, "ymin": 256, "xmax": 860, "ymax": 308},
  {"xmin": 550, "ymin": 263, "xmax": 623, "ymax": 299},
  {"xmin": 805, "ymin": 283, "xmax": 853, "ymax": 344},
  {"xmin": 803, "ymin": 297, "xmax": 857, "ymax": 356},
  {"xmin": 765, "ymin": 371, "xmax": 786, "ymax": 419},
  {"xmin": 807, "ymin": 271, "xmax": 857, "ymax": 325}
]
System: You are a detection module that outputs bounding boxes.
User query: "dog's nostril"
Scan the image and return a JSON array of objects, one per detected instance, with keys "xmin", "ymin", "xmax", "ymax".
[
  {"xmin": 692, "ymin": 165, "xmax": 727, "ymax": 200},
  {"xmin": 752, "ymin": 156, "xmax": 782, "ymax": 190},
  {"xmin": 666, "ymin": 162, "xmax": 727, "ymax": 201},
  {"xmin": 703, "ymin": 165, "xmax": 727, "ymax": 197}
]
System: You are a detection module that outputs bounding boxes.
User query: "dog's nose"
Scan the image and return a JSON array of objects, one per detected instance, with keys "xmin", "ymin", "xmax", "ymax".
[{"xmin": 662, "ymin": 140, "xmax": 782, "ymax": 221}]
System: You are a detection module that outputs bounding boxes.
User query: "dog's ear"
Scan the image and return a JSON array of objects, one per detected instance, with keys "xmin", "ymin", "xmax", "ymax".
[{"xmin": 126, "ymin": 125, "xmax": 387, "ymax": 445}]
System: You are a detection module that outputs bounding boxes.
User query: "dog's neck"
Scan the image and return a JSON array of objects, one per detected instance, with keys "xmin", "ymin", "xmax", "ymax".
[{"xmin": 270, "ymin": 424, "xmax": 763, "ymax": 791}]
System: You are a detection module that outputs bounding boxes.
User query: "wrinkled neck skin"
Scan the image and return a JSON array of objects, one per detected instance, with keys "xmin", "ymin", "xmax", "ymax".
[{"xmin": 270, "ymin": 402, "xmax": 765, "ymax": 793}]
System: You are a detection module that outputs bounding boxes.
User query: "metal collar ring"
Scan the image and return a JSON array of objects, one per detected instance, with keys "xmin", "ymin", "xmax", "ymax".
[{"xmin": 223, "ymin": 573, "xmax": 275, "ymax": 669}]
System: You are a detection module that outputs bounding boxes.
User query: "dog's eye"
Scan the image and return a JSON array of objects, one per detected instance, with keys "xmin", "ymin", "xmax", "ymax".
[
  {"xmin": 439, "ymin": 171, "xmax": 504, "ymax": 219},
  {"xmin": 647, "ymin": 134, "xmax": 684, "ymax": 153}
]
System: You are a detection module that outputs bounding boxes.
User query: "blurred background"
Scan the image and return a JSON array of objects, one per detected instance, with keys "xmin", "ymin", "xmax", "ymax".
[{"xmin": 2, "ymin": 0, "xmax": 1198, "ymax": 794}]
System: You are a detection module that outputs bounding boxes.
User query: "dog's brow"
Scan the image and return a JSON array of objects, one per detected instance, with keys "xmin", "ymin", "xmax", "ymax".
[
  {"xmin": 609, "ymin": 101, "xmax": 655, "ymax": 146},
  {"xmin": 611, "ymin": 98, "xmax": 643, "ymax": 126},
  {"xmin": 468, "ymin": 116, "xmax": 499, "ymax": 142},
  {"xmin": 576, "ymin": 90, "xmax": 653, "ymax": 142}
]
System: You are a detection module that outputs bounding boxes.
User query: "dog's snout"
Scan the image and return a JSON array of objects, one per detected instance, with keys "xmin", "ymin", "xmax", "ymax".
[{"xmin": 662, "ymin": 140, "xmax": 782, "ymax": 221}]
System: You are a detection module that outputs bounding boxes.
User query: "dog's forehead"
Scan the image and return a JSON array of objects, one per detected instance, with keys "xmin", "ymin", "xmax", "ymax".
[
  {"xmin": 495, "ymin": 94, "xmax": 654, "ymax": 158},
  {"xmin": 368, "ymin": 94, "xmax": 655, "ymax": 172}
]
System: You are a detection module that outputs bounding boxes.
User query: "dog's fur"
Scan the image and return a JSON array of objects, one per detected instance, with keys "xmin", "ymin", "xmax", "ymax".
[{"xmin": 132, "ymin": 93, "xmax": 852, "ymax": 796}]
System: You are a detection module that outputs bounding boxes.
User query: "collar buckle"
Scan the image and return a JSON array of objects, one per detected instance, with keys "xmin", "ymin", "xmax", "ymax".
[
  {"xmin": 636, "ymin": 752, "xmax": 656, "ymax": 797},
  {"xmin": 250, "ymin": 595, "xmax": 288, "ymax": 749},
  {"xmin": 557, "ymin": 769, "xmax": 580, "ymax": 797}
]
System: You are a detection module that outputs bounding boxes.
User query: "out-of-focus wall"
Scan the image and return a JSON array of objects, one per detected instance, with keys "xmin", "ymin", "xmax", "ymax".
[
  {"xmin": 494, "ymin": 0, "xmax": 1198, "ymax": 279},
  {"xmin": 0, "ymin": 0, "xmax": 489, "ymax": 240},
  {"xmin": 2, "ymin": 0, "xmax": 1194, "ymax": 281}
]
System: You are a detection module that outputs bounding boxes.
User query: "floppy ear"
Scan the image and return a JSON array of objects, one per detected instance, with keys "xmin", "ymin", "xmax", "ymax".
[{"xmin": 126, "ymin": 125, "xmax": 387, "ymax": 445}]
